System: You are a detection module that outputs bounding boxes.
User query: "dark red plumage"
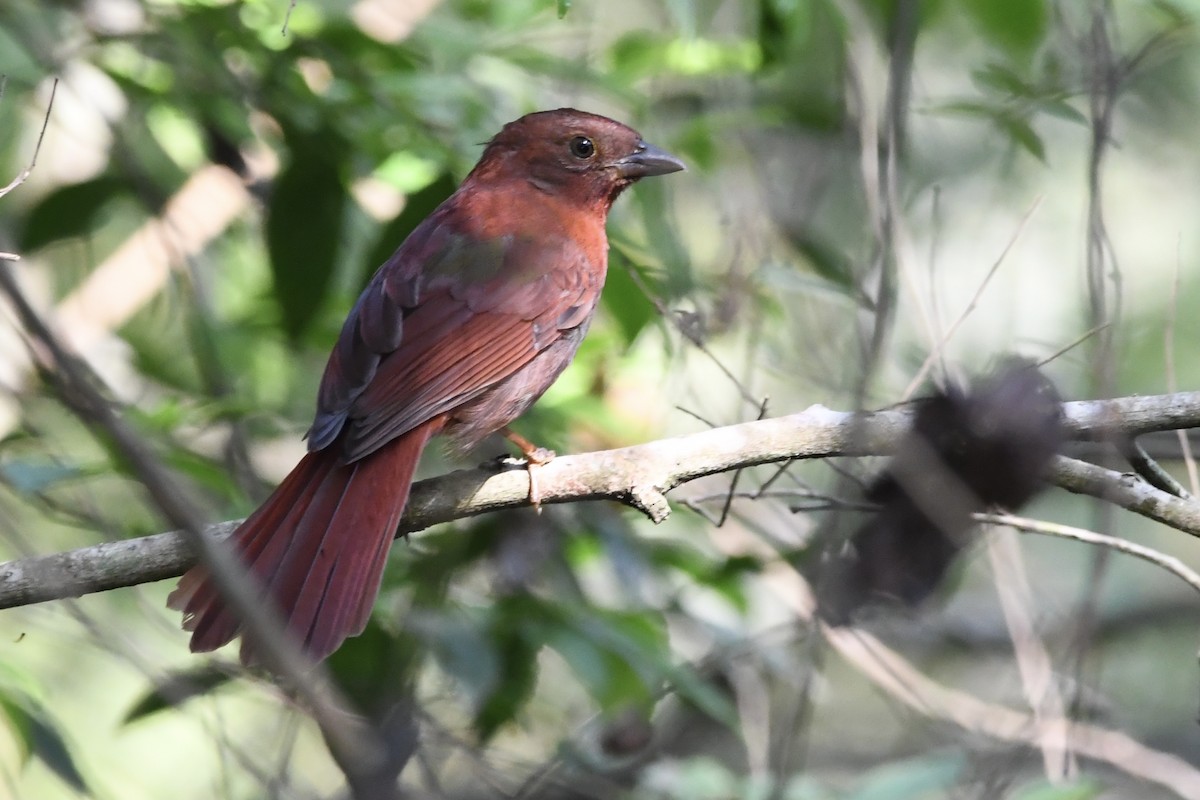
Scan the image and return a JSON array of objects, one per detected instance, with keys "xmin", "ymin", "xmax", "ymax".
[{"xmin": 168, "ymin": 109, "xmax": 685, "ymax": 663}]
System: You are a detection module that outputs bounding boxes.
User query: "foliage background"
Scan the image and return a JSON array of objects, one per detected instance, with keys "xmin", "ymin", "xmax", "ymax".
[{"xmin": 2, "ymin": 0, "xmax": 1200, "ymax": 797}]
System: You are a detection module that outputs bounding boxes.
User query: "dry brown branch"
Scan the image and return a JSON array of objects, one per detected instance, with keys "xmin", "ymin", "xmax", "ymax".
[{"xmin": 4, "ymin": 392, "xmax": 1200, "ymax": 610}]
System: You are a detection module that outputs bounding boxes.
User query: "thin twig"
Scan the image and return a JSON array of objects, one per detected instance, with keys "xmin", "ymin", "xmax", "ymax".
[
  {"xmin": 621, "ymin": 255, "xmax": 761, "ymax": 409},
  {"xmin": 1165, "ymin": 238, "xmax": 1200, "ymax": 495},
  {"xmin": 980, "ymin": 512, "xmax": 1200, "ymax": 596},
  {"xmin": 1121, "ymin": 439, "xmax": 1190, "ymax": 499},
  {"xmin": 1036, "ymin": 322, "xmax": 1111, "ymax": 368},
  {"xmin": 281, "ymin": 0, "xmax": 299, "ymax": 36},
  {"xmin": 715, "ymin": 396, "xmax": 770, "ymax": 527},
  {"xmin": 0, "ymin": 77, "xmax": 57, "ymax": 200},
  {"xmin": 903, "ymin": 196, "xmax": 1043, "ymax": 400}
]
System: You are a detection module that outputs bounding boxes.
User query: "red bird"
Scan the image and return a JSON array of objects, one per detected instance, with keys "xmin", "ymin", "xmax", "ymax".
[{"xmin": 168, "ymin": 109, "xmax": 685, "ymax": 663}]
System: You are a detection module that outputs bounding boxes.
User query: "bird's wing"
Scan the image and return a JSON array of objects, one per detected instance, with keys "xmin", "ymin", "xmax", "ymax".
[{"xmin": 307, "ymin": 207, "xmax": 601, "ymax": 461}]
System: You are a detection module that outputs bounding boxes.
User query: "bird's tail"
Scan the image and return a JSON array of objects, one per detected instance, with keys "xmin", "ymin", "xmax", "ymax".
[{"xmin": 168, "ymin": 418, "xmax": 441, "ymax": 663}]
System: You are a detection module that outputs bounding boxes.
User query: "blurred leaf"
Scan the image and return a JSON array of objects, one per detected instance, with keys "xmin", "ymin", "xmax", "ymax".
[
  {"xmin": 123, "ymin": 666, "xmax": 234, "ymax": 723},
  {"xmin": 782, "ymin": 232, "xmax": 860, "ymax": 293},
  {"xmin": 1010, "ymin": 779, "xmax": 1102, "ymax": 800},
  {"xmin": 361, "ymin": 172, "xmax": 457, "ymax": 290},
  {"xmin": 998, "ymin": 114, "xmax": 1046, "ymax": 161},
  {"xmin": 759, "ymin": 0, "xmax": 815, "ymax": 70},
  {"xmin": 663, "ymin": 666, "xmax": 740, "ymax": 729},
  {"xmin": 646, "ymin": 756, "xmax": 740, "ymax": 798},
  {"xmin": 546, "ymin": 624, "xmax": 648, "ymax": 711},
  {"xmin": 266, "ymin": 129, "xmax": 349, "ymax": 341},
  {"xmin": 847, "ymin": 753, "xmax": 965, "ymax": 800},
  {"xmin": 760, "ymin": 262, "xmax": 867, "ymax": 308},
  {"xmin": 0, "ymin": 696, "xmax": 89, "ymax": 793},
  {"xmin": 329, "ymin": 617, "xmax": 420, "ymax": 714},
  {"xmin": 673, "ymin": 116, "xmax": 717, "ymax": 172},
  {"xmin": 609, "ymin": 32, "xmax": 760, "ymax": 79},
  {"xmin": 1035, "ymin": 97, "xmax": 1088, "ymax": 125},
  {"xmin": 609, "ymin": 31, "xmax": 666, "ymax": 77},
  {"xmin": 962, "ymin": 0, "xmax": 1048, "ymax": 56},
  {"xmin": 475, "ymin": 598, "xmax": 542, "ymax": 740},
  {"xmin": 604, "ymin": 251, "xmax": 658, "ymax": 346},
  {"xmin": 163, "ymin": 444, "xmax": 243, "ymax": 502},
  {"xmin": 972, "ymin": 63, "xmax": 1038, "ymax": 98},
  {"xmin": 0, "ymin": 460, "xmax": 84, "ymax": 493},
  {"xmin": 557, "ymin": 0, "xmax": 571, "ymax": 18},
  {"xmin": 19, "ymin": 176, "xmax": 131, "ymax": 251},
  {"xmin": 411, "ymin": 608, "xmax": 501, "ymax": 710},
  {"xmin": 931, "ymin": 99, "xmax": 1003, "ymax": 118},
  {"xmin": 545, "ymin": 606, "xmax": 670, "ymax": 712},
  {"xmin": 703, "ymin": 555, "xmax": 761, "ymax": 614}
]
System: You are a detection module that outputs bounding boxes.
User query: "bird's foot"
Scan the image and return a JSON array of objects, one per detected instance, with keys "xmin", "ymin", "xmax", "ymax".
[{"xmin": 500, "ymin": 428, "xmax": 556, "ymax": 512}]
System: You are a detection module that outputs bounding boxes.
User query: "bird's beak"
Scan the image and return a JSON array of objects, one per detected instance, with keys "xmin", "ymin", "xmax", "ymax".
[{"xmin": 616, "ymin": 141, "xmax": 687, "ymax": 179}]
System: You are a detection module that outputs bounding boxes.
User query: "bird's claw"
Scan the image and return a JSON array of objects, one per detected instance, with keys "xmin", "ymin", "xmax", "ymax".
[
  {"xmin": 499, "ymin": 428, "xmax": 557, "ymax": 511},
  {"xmin": 524, "ymin": 446, "xmax": 556, "ymax": 465},
  {"xmin": 524, "ymin": 450, "xmax": 556, "ymax": 513}
]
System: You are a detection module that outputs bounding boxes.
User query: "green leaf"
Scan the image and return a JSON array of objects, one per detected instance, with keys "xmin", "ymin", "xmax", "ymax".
[
  {"xmin": 473, "ymin": 624, "xmax": 539, "ymax": 741},
  {"xmin": 329, "ymin": 617, "xmax": 422, "ymax": 714},
  {"xmin": 123, "ymin": 666, "xmax": 234, "ymax": 723},
  {"xmin": 0, "ymin": 460, "xmax": 85, "ymax": 493},
  {"xmin": 547, "ymin": 624, "xmax": 649, "ymax": 711},
  {"xmin": 604, "ymin": 250, "xmax": 658, "ymax": 346},
  {"xmin": 962, "ymin": 0, "xmax": 1048, "ymax": 56},
  {"xmin": 541, "ymin": 606, "xmax": 667, "ymax": 711},
  {"xmin": 411, "ymin": 608, "xmax": 501, "ymax": 710},
  {"xmin": 847, "ymin": 753, "xmax": 965, "ymax": 800},
  {"xmin": 782, "ymin": 232, "xmax": 860, "ymax": 293},
  {"xmin": 265, "ymin": 129, "xmax": 349, "ymax": 341},
  {"xmin": 1035, "ymin": 97, "xmax": 1088, "ymax": 126},
  {"xmin": 998, "ymin": 114, "xmax": 1046, "ymax": 161},
  {"xmin": 663, "ymin": 666, "xmax": 740, "ymax": 729},
  {"xmin": 1010, "ymin": 779, "xmax": 1102, "ymax": 800},
  {"xmin": 972, "ymin": 63, "xmax": 1037, "ymax": 98},
  {"xmin": 0, "ymin": 696, "xmax": 89, "ymax": 793},
  {"xmin": 19, "ymin": 176, "xmax": 131, "ymax": 251}
]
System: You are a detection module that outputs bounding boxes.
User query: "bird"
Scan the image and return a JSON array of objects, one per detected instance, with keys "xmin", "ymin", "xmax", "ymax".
[{"xmin": 168, "ymin": 109, "xmax": 685, "ymax": 663}]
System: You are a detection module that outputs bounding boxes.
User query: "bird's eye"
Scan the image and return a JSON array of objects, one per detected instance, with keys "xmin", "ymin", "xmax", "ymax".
[{"xmin": 569, "ymin": 136, "xmax": 595, "ymax": 159}]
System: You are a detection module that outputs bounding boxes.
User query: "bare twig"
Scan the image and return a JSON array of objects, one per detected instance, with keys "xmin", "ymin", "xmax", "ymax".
[
  {"xmin": 903, "ymin": 196, "xmax": 1042, "ymax": 400},
  {"xmin": 282, "ymin": 0, "xmax": 299, "ymax": 36},
  {"xmin": 1036, "ymin": 322, "xmax": 1111, "ymax": 368},
  {"xmin": 980, "ymin": 511, "xmax": 1200, "ymax": 597},
  {"xmin": 715, "ymin": 396, "xmax": 770, "ymax": 527},
  {"xmin": 1122, "ymin": 439, "xmax": 1190, "ymax": 499},
  {"xmin": 1165, "ymin": 240, "xmax": 1200, "ymax": 495},
  {"xmin": 0, "ymin": 77, "xmax": 57, "ymax": 200}
]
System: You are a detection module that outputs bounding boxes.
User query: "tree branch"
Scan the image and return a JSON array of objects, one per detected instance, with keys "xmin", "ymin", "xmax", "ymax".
[{"xmin": 4, "ymin": 392, "xmax": 1200, "ymax": 610}]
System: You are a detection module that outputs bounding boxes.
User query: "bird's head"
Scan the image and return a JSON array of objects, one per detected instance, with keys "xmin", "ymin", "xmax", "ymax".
[{"xmin": 473, "ymin": 108, "xmax": 685, "ymax": 210}]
